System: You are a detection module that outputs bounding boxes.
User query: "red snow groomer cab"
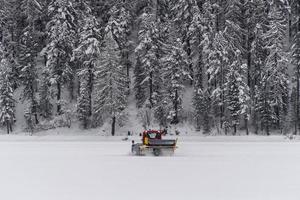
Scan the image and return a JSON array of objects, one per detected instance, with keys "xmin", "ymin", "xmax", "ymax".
[{"xmin": 131, "ymin": 130, "xmax": 177, "ymax": 156}]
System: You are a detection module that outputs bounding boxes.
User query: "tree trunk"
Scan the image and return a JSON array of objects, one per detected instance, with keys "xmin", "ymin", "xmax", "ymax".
[
  {"xmin": 247, "ymin": 34, "xmax": 252, "ymax": 89},
  {"xmin": 289, "ymin": 11, "xmax": 292, "ymax": 43},
  {"xmin": 195, "ymin": 117, "xmax": 201, "ymax": 132},
  {"xmin": 254, "ymin": 120, "xmax": 258, "ymax": 135},
  {"xmin": 44, "ymin": 55, "xmax": 47, "ymax": 66},
  {"xmin": 233, "ymin": 124, "xmax": 236, "ymax": 135},
  {"xmin": 266, "ymin": 123, "xmax": 270, "ymax": 136},
  {"xmin": 34, "ymin": 113, "xmax": 39, "ymax": 124},
  {"xmin": 173, "ymin": 89, "xmax": 179, "ymax": 124},
  {"xmin": 297, "ymin": 2, "xmax": 300, "ymax": 134},
  {"xmin": 69, "ymin": 78, "xmax": 75, "ymax": 101},
  {"xmin": 245, "ymin": 116, "xmax": 249, "ymax": 135},
  {"xmin": 33, "ymin": 100, "xmax": 39, "ymax": 124},
  {"xmin": 77, "ymin": 79, "xmax": 81, "ymax": 97},
  {"xmin": 126, "ymin": 51, "xmax": 130, "ymax": 92},
  {"xmin": 197, "ymin": 51, "xmax": 204, "ymax": 89},
  {"xmin": 111, "ymin": 116, "xmax": 116, "ymax": 136},
  {"xmin": 31, "ymin": 84, "xmax": 39, "ymax": 124},
  {"xmin": 57, "ymin": 81, "xmax": 61, "ymax": 114},
  {"xmin": 149, "ymin": 71, "xmax": 153, "ymax": 107},
  {"xmin": 88, "ymin": 63, "xmax": 93, "ymax": 117},
  {"xmin": 9, "ymin": 123, "xmax": 12, "ymax": 133},
  {"xmin": 83, "ymin": 118, "xmax": 87, "ymax": 129},
  {"xmin": 295, "ymin": 117, "xmax": 297, "ymax": 135},
  {"xmin": 186, "ymin": 39, "xmax": 193, "ymax": 85},
  {"xmin": 153, "ymin": 0, "xmax": 158, "ymax": 20},
  {"xmin": 216, "ymin": 1, "xmax": 220, "ymax": 32},
  {"xmin": 297, "ymin": 61, "xmax": 300, "ymax": 136},
  {"xmin": 6, "ymin": 121, "xmax": 9, "ymax": 134},
  {"xmin": 220, "ymin": 63, "xmax": 224, "ymax": 129},
  {"xmin": 253, "ymin": 108, "xmax": 258, "ymax": 135}
]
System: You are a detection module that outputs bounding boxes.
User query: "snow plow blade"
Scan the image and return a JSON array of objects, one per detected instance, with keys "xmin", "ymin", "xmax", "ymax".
[
  {"xmin": 148, "ymin": 139, "xmax": 177, "ymax": 146},
  {"xmin": 132, "ymin": 139, "xmax": 177, "ymax": 156}
]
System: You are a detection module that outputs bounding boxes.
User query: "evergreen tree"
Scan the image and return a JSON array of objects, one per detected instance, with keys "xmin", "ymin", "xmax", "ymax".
[
  {"xmin": 224, "ymin": 0, "xmax": 257, "ymax": 93},
  {"xmin": 262, "ymin": 1, "xmax": 289, "ymax": 133},
  {"xmin": 133, "ymin": 56, "xmax": 146, "ymax": 108},
  {"xmin": 39, "ymin": 69, "xmax": 53, "ymax": 119},
  {"xmin": 73, "ymin": 14, "xmax": 102, "ymax": 129},
  {"xmin": 193, "ymin": 88, "xmax": 212, "ymax": 133},
  {"xmin": 1, "ymin": 0, "xmax": 23, "ymax": 89},
  {"xmin": 153, "ymin": 90, "xmax": 170, "ymax": 128},
  {"xmin": 255, "ymin": 78, "xmax": 275, "ymax": 135},
  {"xmin": 290, "ymin": 87, "xmax": 298, "ymax": 134},
  {"xmin": 189, "ymin": 2, "xmax": 203, "ymax": 90},
  {"xmin": 208, "ymin": 31, "xmax": 230, "ymax": 132},
  {"xmin": 192, "ymin": 0, "xmax": 215, "ymax": 131},
  {"xmin": 171, "ymin": 0, "xmax": 196, "ymax": 84},
  {"xmin": 291, "ymin": 0, "xmax": 300, "ymax": 134},
  {"xmin": 135, "ymin": 9, "xmax": 164, "ymax": 108},
  {"xmin": 94, "ymin": 31, "xmax": 127, "ymax": 136},
  {"xmin": 106, "ymin": 4, "xmax": 132, "ymax": 90},
  {"xmin": 224, "ymin": 50, "xmax": 250, "ymax": 135},
  {"xmin": 19, "ymin": 31, "xmax": 39, "ymax": 125},
  {"xmin": 162, "ymin": 36, "xmax": 189, "ymax": 124},
  {"xmin": 135, "ymin": 6, "xmax": 171, "ymax": 125},
  {"xmin": 0, "ymin": 45, "xmax": 15, "ymax": 134},
  {"xmin": 37, "ymin": 1, "xmax": 54, "ymax": 119},
  {"xmin": 19, "ymin": 0, "xmax": 43, "ymax": 126},
  {"xmin": 251, "ymin": 23, "xmax": 266, "ymax": 134},
  {"xmin": 44, "ymin": 0, "xmax": 77, "ymax": 114}
]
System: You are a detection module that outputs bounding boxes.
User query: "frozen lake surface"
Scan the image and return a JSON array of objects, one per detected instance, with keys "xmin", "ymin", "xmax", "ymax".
[{"xmin": 0, "ymin": 136, "xmax": 299, "ymax": 200}]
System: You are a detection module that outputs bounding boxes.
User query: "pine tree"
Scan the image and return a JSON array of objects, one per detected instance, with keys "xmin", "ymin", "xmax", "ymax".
[
  {"xmin": 192, "ymin": 0, "xmax": 215, "ymax": 131},
  {"xmin": 38, "ymin": 0, "xmax": 55, "ymax": 119},
  {"xmin": 0, "ymin": 45, "xmax": 15, "ymax": 134},
  {"xmin": 133, "ymin": 56, "xmax": 146, "ymax": 108},
  {"xmin": 262, "ymin": 1, "xmax": 289, "ymax": 133},
  {"xmin": 193, "ymin": 88, "xmax": 212, "ymax": 133},
  {"xmin": 171, "ymin": 0, "xmax": 196, "ymax": 84},
  {"xmin": 251, "ymin": 23, "xmax": 266, "ymax": 134},
  {"xmin": 290, "ymin": 87, "xmax": 298, "ymax": 134},
  {"xmin": 1, "ymin": 0, "xmax": 22, "ymax": 89},
  {"xmin": 19, "ymin": 32, "xmax": 39, "ymax": 125},
  {"xmin": 73, "ymin": 14, "xmax": 102, "ymax": 129},
  {"xmin": 255, "ymin": 78, "xmax": 276, "ymax": 135},
  {"xmin": 106, "ymin": 4, "xmax": 132, "ymax": 90},
  {"xmin": 135, "ymin": 9, "xmax": 164, "ymax": 108},
  {"xmin": 19, "ymin": 0, "xmax": 43, "ymax": 126},
  {"xmin": 153, "ymin": 87, "xmax": 170, "ymax": 127},
  {"xmin": 291, "ymin": 0, "xmax": 300, "ymax": 134},
  {"xmin": 224, "ymin": 0, "xmax": 257, "ymax": 92},
  {"xmin": 44, "ymin": 0, "xmax": 77, "ymax": 114},
  {"xmin": 39, "ymin": 69, "xmax": 53, "ymax": 119},
  {"xmin": 224, "ymin": 50, "xmax": 250, "ymax": 135},
  {"xmin": 189, "ymin": 2, "xmax": 203, "ymax": 90},
  {"xmin": 94, "ymin": 31, "xmax": 127, "ymax": 136},
  {"xmin": 162, "ymin": 36, "xmax": 189, "ymax": 124},
  {"xmin": 208, "ymin": 31, "xmax": 230, "ymax": 132}
]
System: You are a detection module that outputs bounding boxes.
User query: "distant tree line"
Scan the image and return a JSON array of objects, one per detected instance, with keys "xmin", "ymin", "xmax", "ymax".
[{"xmin": 0, "ymin": 0, "xmax": 298, "ymax": 136}]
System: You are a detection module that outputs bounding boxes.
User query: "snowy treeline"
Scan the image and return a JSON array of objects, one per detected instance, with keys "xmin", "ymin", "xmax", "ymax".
[{"xmin": 0, "ymin": 0, "xmax": 299, "ymax": 135}]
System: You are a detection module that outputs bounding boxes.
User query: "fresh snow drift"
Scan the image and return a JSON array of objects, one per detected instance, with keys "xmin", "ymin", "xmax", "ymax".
[{"xmin": 0, "ymin": 136, "xmax": 299, "ymax": 200}]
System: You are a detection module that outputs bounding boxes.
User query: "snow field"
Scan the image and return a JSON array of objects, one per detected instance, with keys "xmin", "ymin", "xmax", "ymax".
[{"xmin": 0, "ymin": 137, "xmax": 299, "ymax": 200}]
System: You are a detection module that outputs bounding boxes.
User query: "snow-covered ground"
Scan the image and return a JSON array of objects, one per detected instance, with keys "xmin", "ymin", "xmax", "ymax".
[{"xmin": 0, "ymin": 136, "xmax": 300, "ymax": 200}]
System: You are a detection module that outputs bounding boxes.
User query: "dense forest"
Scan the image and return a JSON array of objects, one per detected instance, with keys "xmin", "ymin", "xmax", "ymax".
[{"xmin": 0, "ymin": 0, "xmax": 299, "ymax": 136}]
